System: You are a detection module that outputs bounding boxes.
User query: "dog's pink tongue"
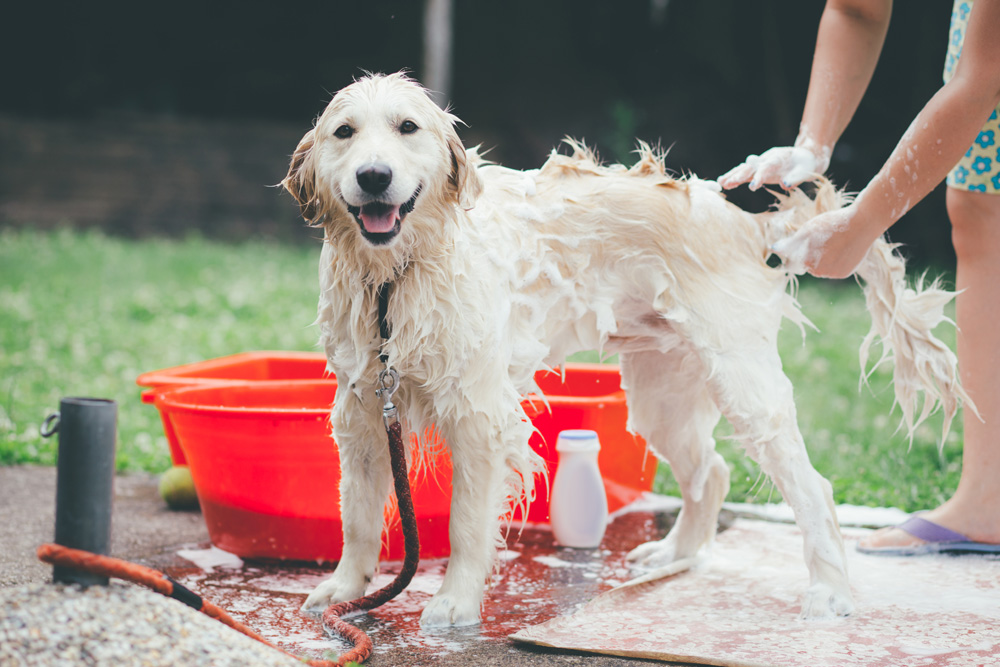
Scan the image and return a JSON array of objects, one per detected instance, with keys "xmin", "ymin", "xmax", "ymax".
[{"xmin": 360, "ymin": 203, "xmax": 400, "ymax": 233}]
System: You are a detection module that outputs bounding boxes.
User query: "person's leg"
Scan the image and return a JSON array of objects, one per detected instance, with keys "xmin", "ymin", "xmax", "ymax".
[{"xmin": 859, "ymin": 187, "xmax": 1000, "ymax": 549}]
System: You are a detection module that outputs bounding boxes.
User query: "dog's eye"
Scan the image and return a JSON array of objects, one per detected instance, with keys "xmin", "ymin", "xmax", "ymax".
[
  {"xmin": 334, "ymin": 125, "xmax": 354, "ymax": 139},
  {"xmin": 399, "ymin": 120, "xmax": 418, "ymax": 135}
]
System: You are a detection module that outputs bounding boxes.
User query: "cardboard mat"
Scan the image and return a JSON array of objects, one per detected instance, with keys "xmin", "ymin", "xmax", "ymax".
[{"xmin": 511, "ymin": 519, "xmax": 1000, "ymax": 667}]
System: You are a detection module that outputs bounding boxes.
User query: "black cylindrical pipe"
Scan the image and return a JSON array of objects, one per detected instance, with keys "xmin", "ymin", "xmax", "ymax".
[{"xmin": 49, "ymin": 397, "xmax": 118, "ymax": 586}]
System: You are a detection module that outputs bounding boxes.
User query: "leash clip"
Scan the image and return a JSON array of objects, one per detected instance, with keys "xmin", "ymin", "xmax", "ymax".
[{"xmin": 376, "ymin": 367, "xmax": 400, "ymax": 428}]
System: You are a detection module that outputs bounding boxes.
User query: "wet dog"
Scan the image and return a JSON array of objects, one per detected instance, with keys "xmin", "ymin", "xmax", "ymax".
[{"xmin": 283, "ymin": 73, "xmax": 968, "ymax": 626}]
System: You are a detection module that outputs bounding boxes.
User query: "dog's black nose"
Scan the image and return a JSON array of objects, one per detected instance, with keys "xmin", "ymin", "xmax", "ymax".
[{"xmin": 356, "ymin": 164, "xmax": 393, "ymax": 194}]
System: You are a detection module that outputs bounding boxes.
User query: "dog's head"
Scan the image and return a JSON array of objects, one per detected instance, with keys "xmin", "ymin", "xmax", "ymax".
[{"xmin": 283, "ymin": 73, "xmax": 482, "ymax": 248}]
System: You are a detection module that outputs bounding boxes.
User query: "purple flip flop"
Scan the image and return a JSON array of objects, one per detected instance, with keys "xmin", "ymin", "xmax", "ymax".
[{"xmin": 857, "ymin": 516, "xmax": 1000, "ymax": 556}]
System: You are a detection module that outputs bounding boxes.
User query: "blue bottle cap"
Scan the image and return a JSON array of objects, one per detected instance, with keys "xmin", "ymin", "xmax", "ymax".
[{"xmin": 555, "ymin": 429, "xmax": 600, "ymax": 452}]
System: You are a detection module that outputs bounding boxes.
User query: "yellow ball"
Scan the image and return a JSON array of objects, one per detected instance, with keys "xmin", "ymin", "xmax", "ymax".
[{"xmin": 159, "ymin": 465, "xmax": 199, "ymax": 510}]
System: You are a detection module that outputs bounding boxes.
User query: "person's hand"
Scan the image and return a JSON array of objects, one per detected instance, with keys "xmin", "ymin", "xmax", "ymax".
[
  {"xmin": 771, "ymin": 204, "xmax": 879, "ymax": 279},
  {"xmin": 719, "ymin": 145, "xmax": 830, "ymax": 191}
]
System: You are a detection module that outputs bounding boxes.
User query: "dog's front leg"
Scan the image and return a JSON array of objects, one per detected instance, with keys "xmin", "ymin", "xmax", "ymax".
[
  {"xmin": 420, "ymin": 413, "xmax": 506, "ymax": 627},
  {"xmin": 302, "ymin": 388, "xmax": 392, "ymax": 612}
]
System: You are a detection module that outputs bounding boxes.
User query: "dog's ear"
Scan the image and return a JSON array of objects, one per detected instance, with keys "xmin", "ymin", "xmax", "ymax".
[
  {"xmin": 282, "ymin": 128, "xmax": 321, "ymax": 223},
  {"xmin": 446, "ymin": 123, "xmax": 483, "ymax": 210}
]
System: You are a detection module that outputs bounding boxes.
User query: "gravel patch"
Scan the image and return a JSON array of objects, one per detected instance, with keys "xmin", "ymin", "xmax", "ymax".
[{"xmin": 0, "ymin": 582, "xmax": 306, "ymax": 667}]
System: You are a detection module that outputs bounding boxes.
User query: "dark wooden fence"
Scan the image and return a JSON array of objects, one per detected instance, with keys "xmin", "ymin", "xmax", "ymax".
[{"xmin": 0, "ymin": 114, "xmax": 309, "ymax": 241}]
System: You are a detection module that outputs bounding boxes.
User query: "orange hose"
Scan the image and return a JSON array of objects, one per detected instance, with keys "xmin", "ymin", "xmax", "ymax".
[{"xmin": 36, "ymin": 420, "xmax": 420, "ymax": 667}]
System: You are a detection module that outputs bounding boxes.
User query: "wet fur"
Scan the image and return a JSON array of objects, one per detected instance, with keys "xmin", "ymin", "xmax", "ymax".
[{"xmin": 283, "ymin": 73, "xmax": 969, "ymax": 626}]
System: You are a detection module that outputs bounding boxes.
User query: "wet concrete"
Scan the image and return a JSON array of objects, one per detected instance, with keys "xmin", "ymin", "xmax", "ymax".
[
  {"xmin": 0, "ymin": 465, "xmax": 208, "ymax": 588},
  {"xmin": 2, "ymin": 465, "xmax": 723, "ymax": 666},
  {"xmin": 162, "ymin": 511, "xmax": 688, "ymax": 665}
]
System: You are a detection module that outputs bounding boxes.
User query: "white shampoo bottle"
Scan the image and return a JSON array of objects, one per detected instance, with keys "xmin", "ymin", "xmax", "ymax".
[{"xmin": 549, "ymin": 429, "xmax": 608, "ymax": 548}]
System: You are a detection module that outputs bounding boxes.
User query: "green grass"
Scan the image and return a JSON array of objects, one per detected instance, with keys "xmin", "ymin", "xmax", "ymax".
[
  {"xmin": 0, "ymin": 229, "xmax": 963, "ymax": 511},
  {"xmin": 0, "ymin": 228, "xmax": 320, "ymax": 471}
]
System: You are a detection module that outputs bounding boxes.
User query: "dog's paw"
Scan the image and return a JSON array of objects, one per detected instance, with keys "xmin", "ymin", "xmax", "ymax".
[
  {"xmin": 300, "ymin": 572, "xmax": 368, "ymax": 613},
  {"xmin": 419, "ymin": 592, "xmax": 482, "ymax": 627},
  {"xmin": 799, "ymin": 582, "xmax": 854, "ymax": 619},
  {"xmin": 625, "ymin": 537, "xmax": 681, "ymax": 569}
]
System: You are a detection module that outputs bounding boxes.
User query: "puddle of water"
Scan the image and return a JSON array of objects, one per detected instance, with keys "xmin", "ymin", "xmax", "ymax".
[{"xmin": 165, "ymin": 508, "xmax": 674, "ymax": 662}]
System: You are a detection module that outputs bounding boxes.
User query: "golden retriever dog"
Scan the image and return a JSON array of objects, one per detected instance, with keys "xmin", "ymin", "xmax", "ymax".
[{"xmin": 282, "ymin": 73, "xmax": 969, "ymax": 627}]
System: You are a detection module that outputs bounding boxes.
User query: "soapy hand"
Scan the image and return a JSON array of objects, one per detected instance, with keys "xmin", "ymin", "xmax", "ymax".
[
  {"xmin": 771, "ymin": 205, "xmax": 875, "ymax": 279},
  {"xmin": 719, "ymin": 145, "xmax": 830, "ymax": 191}
]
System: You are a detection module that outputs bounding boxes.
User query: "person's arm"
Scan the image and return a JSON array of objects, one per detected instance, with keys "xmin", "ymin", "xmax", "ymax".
[
  {"xmin": 774, "ymin": 0, "xmax": 1000, "ymax": 278},
  {"xmin": 719, "ymin": 0, "xmax": 892, "ymax": 190}
]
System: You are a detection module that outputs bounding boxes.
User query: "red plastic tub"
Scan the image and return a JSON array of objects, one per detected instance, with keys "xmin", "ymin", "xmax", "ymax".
[
  {"xmin": 143, "ymin": 353, "xmax": 656, "ymax": 561},
  {"xmin": 137, "ymin": 352, "xmax": 330, "ymax": 465},
  {"xmin": 156, "ymin": 381, "xmax": 451, "ymax": 562}
]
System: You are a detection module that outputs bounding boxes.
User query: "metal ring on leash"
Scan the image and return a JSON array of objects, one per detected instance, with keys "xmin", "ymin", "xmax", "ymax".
[
  {"xmin": 376, "ymin": 367, "xmax": 399, "ymax": 401},
  {"xmin": 376, "ymin": 367, "xmax": 401, "ymax": 429}
]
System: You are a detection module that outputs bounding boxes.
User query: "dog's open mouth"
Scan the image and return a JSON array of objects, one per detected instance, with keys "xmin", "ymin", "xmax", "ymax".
[{"xmin": 347, "ymin": 188, "xmax": 421, "ymax": 246}]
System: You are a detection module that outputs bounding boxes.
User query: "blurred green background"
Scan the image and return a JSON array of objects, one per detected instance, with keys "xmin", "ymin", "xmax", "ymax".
[
  {"xmin": 0, "ymin": 230, "xmax": 962, "ymax": 511},
  {"xmin": 0, "ymin": 1, "xmax": 966, "ymax": 511}
]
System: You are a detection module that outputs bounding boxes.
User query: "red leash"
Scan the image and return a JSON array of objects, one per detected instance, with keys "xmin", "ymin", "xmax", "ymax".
[
  {"xmin": 38, "ymin": 370, "xmax": 420, "ymax": 667},
  {"xmin": 320, "ymin": 398, "xmax": 421, "ymax": 664}
]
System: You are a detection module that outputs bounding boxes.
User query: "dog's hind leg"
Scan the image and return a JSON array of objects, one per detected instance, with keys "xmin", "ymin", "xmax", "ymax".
[
  {"xmin": 621, "ymin": 347, "xmax": 730, "ymax": 568},
  {"xmin": 699, "ymin": 342, "xmax": 854, "ymax": 619},
  {"xmin": 302, "ymin": 386, "xmax": 392, "ymax": 612}
]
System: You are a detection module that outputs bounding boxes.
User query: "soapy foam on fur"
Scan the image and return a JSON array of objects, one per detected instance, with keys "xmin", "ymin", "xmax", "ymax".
[{"xmin": 284, "ymin": 74, "xmax": 972, "ymax": 627}]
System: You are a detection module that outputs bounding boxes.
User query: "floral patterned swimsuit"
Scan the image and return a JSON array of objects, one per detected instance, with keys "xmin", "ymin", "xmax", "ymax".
[{"xmin": 944, "ymin": 0, "xmax": 1000, "ymax": 193}]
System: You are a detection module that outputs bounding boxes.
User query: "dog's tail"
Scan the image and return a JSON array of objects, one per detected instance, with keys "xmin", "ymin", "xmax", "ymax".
[
  {"xmin": 759, "ymin": 177, "xmax": 849, "ymax": 245},
  {"xmin": 852, "ymin": 243, "xmax": 975, "ymax": 445},
  {"xmin": 768, "ymin": 179, "xmax": 975, "ymax": 446}
]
